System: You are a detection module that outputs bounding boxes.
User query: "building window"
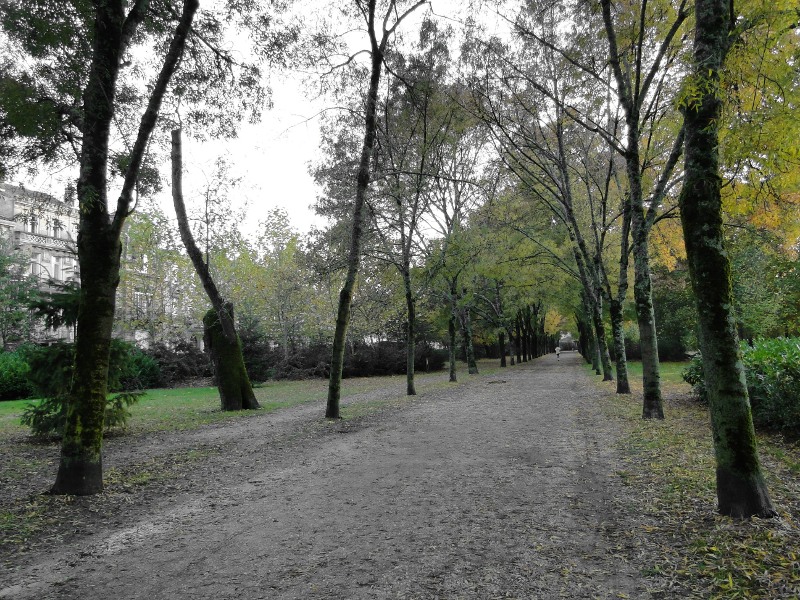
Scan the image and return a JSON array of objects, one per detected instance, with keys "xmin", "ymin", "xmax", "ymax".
[
  {"xmin": 28, "ymin": 216, "xmax": 37, "ymax": 234},
  {"xmin": 30, "ymin": 252, "xmax": 42, "ymax": 276},
  {"xmin": 53, "ymin": 219, "xmax": 63, "ymax": 239},
  {"xmin": 53, "ymin": 256, "xmax": 62, "ymax": 281}
]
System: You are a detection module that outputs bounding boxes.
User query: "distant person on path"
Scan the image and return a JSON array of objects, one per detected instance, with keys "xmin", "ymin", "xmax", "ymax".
[{"xmin": 555, "ymin": 346, "xmax": 561, "ymax": 360}]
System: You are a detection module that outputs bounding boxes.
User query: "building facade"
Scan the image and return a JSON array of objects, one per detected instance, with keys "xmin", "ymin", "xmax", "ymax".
[
  {"xmin": 0, "ymin": 182, "xmax": 80, "ymax": 286},
  {"xmin": 0, "ymin": 182, "xmax": 80, "ymax": 343}
]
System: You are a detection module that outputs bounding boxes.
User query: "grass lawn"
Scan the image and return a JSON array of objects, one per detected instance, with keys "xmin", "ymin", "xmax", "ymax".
[
  {"xmin": 582, "ymin": 357, "xmax": 690, "ymax": 385},
  {"xmin": 592, "ymin": 360, "xmax": 800, "ymax": 599},
  {"xmin": 0, "ymin": 359, "xmax": 504, "ymax": 439},
  {"xmin": 0, "ymin": 378, "xmax": 386, "ymax": 438}
]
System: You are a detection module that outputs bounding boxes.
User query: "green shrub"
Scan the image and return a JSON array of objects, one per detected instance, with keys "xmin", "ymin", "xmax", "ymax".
[
  {"xmin": 21, "ymin": 342, "xmax": 74, "ymax": 398},
  {"xmin": 681, "ymin": 354, "xmax": 706, "ymax": 403},
  {"xmin": 20, "ymin": 392, "xmax": 141, "ymax": 438},
  {"xmin": 19, "ymin": 340, "xmax": 144, "ymax": 438},
  {"xmin": 682, "ymin": 338, "xmax": 800, "ymax": 433},
  {"xmin": 0, "ymin": 349, "xmax": 34, "ymax": 400},
  {"xmin": 110, "ymin": 339, "xmax": 161, "ymax": 391},
  {"xmin": 744, "ymin": 338, "xmax": 800, "ymax": 432},
  {"xmin": 145, "ymin": 340, "xmax": 212, "ymax": 387}
]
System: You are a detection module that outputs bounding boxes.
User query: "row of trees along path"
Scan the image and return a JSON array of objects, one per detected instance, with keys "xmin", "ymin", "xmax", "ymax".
[{"xmin": 2, "ymin": 352, "xmax": 651, "ymax": 599}]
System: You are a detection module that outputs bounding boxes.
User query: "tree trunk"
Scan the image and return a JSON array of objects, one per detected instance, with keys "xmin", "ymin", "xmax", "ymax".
[
  {"xmin": 530, "ymin": 310, "xmax": 539, "ymax": 360},
  {"xmin": 679, "ymin": 0, "xmax": 775, "ymax": 518},
  {"xmin": 52, "ymin": 229, "xmax": 120, "ymax": 495},
  {"xmin": 448, "ymin": 309, "xmax": 457, "ymax": 382},
  {"xmin": 575, "ymin": 251, "xmax": 609, "ymax": 378},
  {"xmin": 462, "ymin": 305, "xmax": 478, "ymax": 375},
  {"xmin": 204, "ymin": 305, "xmax": 258, "ymax": 410},
  {"xmin": 583, "ymin": 296, "xmax": 601, "ymax": 375},
  {"xmin": 591, "ymin": 294, "xmax": 614, "ymax": 381},
  {"xmin": 609, "ymin": 298, "xmax": 631, "ymax": 394},
  {"xmin": 326, "ymin": 2, "xmax": 386, "ymax": 419},
  {"xmin": 599, "ymin": 0, "xmax": 673, "ymax": 419},
  {"xmin": 499, "ymin": 331, "xmax": 506, "ymax": 367},
  {"xmin": 53, "ymin": 0, "xmax": 198, "ymax": 495},
  {"xmin": 631, "ymin": 205, "xmax": 663, "ymax": 417},
  {"xmin": 404, "ymin": 270, "xmax": 416, "ymax": 395}
]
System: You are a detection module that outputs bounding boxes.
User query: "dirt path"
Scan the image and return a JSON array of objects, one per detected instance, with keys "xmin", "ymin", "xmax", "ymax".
[{"xmin": 2, "ymin": 353, "xmax": 651, "ymax": 599}]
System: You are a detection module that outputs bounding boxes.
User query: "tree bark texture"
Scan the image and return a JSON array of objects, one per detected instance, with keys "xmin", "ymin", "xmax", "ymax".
[
  {"xmin": 204, "ymin": 305, "xmax": 259, "ymax": 411},
  {"xmin": 679, "ymin": 0, "xmax": 775, "ymax": 518},
  {"xmin": 499, "ymin": 331, "xmax": 506, "ymax": 367},
  {"xmin": 327, "ymin": 1, "xmax": 384, "ymax": 419},
  {"xmin": 53, "ymin": 0, "xmax": 198, "ymax": 495}
]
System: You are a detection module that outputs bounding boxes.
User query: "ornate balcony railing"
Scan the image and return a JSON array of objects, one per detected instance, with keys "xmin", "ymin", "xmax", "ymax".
[{"xmin": 15, "ymin": 230, "xmax": 75, "ymax": 252}]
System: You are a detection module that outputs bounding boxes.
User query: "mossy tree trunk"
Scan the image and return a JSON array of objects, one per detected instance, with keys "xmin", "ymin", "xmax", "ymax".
[
  {"xmin": 460, "ymin": 291, "xmax": 478, "ymax": 375},
  {"xmin": 203, "ymin": 305, "xmax": 258, "ymax": 411},
  {"xmin": 52, "ymin": 0, "xmax": 198, "ymax": 495},
  {"xmin": 679, "ymin": 0, "xmax": 775, "ymax": 518},
  {"xmin": 52, "ymin": 222, "xmax": 121, "ymax": 495},
  {"xmin": 172, "ymin": 129, "xmax": 258, "ymax": 412},
  {"xmin": 609, "ymin": 298, "xmax": 631, "ymax": 394}
]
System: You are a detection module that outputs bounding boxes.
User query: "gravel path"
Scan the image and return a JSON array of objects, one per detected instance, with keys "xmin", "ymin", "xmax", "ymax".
[{"xmin": 2, "ymin": 352, "xmax": 650, "ymax": 599}]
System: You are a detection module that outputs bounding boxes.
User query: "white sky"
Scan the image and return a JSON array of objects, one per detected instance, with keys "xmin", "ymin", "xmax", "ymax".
[
  {"xmin": 27, "ymin": 77, "xmax": 328, "ymax": 237},
  {"xmin": 177, "ymin": 79, "xmax": 328, "ymax": 236}
]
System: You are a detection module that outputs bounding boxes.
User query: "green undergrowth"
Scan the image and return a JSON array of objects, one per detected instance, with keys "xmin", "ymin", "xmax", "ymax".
[{"xmin": 604, "ymin": 379, "xmax": 800, "ymax": 599}]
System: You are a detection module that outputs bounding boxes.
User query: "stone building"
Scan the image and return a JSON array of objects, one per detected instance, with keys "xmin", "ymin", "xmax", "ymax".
[
  {"xmin": 0, "ymin": 182, "xmax": 80, "ymax": 342},
  {"xmin": 1, "ymin": 182, "xmax": 204, "ymax": 349},
  {"xmin": 0, "ymin": 182, "xmax": 80, "ymax": 286}
]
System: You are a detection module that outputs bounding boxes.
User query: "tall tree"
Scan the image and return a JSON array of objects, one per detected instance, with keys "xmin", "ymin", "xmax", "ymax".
[
  {"xmin": 369, "ymin": 20, "xmax": 453, "ymax": 395},
  {"xmin": 171, "ymin": 129, "xmax": 258, "ymax": 411},
  {"xmin": 324, "ymin": 0, "xmax": 428, "ymax": 419},
  {"xmin": 678, "ymin": 0, "xmax": 776, "ymax": 517},
  {"xmin": 55, "ymin": 0, "xmax": 198, "ymax": 495},
  {"xmin": 0, "ymin": 0, "xmax": 282, "ymax": 494},
  {"xmin": 597, "ymin": 0, "xmax": 689, "ymax": 418}
]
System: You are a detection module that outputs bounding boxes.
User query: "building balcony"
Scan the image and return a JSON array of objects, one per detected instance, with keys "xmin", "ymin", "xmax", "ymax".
[{"xmin": 14, "ymin": 230, "xmax": 76, "ymax": 253}]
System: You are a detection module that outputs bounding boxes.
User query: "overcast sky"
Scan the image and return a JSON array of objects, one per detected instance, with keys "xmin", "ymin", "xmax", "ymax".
[{"xmin": 23, "ymin": 1, "xmax": 497, "ymax": 238}]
